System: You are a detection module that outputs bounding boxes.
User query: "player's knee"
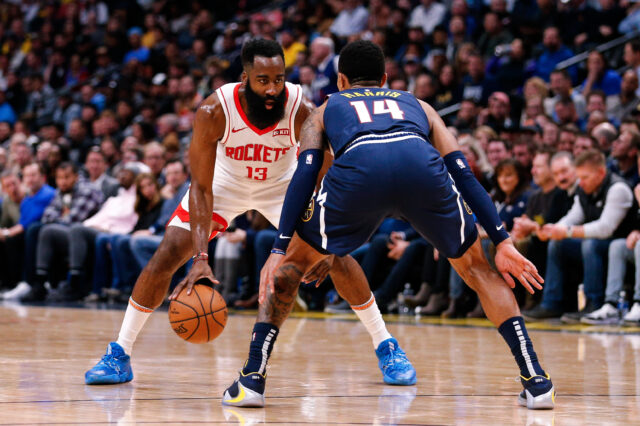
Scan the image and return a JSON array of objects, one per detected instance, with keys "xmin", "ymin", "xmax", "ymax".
[{"xmin": 273, "ymin": 262, "xmax": 304, "ymax": 293}]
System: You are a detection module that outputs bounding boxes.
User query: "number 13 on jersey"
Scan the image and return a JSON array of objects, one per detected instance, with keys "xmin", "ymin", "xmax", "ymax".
[
  {"xmin": 247, "ymin": 166, "xmax": 267, "ymax": 180},
  {"xmin": 349, "ymin": 99, "xmax": 405, "ymax": 123}
]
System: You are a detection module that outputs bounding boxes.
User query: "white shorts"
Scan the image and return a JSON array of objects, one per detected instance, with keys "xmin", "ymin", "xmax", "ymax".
[{"xmin": 167, "ymin": 179, "xmax": 287, "ymax": 239}]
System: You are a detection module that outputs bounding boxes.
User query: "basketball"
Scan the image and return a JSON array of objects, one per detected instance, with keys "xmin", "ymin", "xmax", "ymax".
[{"xmin": 168, "ymin": 282, "xmax": 228, "ymax": 343}]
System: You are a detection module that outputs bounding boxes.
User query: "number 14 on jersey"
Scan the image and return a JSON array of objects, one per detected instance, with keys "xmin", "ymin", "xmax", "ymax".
[{"xmin": 349, "ymin": 99, "xmax": 405, "ymax": 123}]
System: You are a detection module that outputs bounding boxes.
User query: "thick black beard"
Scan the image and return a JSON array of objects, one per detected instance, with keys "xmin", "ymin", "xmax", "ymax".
[{"xmin": 244, "ymin": 81, "xmax": 286, "ymax": 129}]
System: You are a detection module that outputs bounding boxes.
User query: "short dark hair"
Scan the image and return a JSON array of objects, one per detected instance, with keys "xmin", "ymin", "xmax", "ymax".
[
  {"xmin": 587, "ymin": 89, "xmax": 606, "ymax": 103},
  {"xmin": 165, "ymin": 158, "xmax": 187, "ymax": 174},
  {"xmin": 338, "ymin": 40, "xmax": 385, "ymax": 85},
  {"xmin": 241, "ymin": 38, "xmax": 284, "ymax": 68},
  {"xmin": 535, "ymin": 146, "xmax": 556, "ymax": 164},
  {"xmin": 56, "ymin": 161, "xmax": 78, "ymax": 174},
  {"xmin": 575, "ymin": 149, "xmax": 606, "ymax": 168},
  {"xmin": 629, "ymin": 40, "xmax": 640, "ymax": 53},
  {"xmin": 550, "ymin": 69, "xmax": 571, "ymax": 80}
]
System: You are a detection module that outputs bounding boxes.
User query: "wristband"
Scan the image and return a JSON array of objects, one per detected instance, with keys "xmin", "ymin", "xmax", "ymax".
[
  {"xmin": 271, "ymin": 248, "xmax": 286, "ymax": 256},
  {"xmin": 192, "ymin": 252, "xmax": 209, "ymax": 263}
]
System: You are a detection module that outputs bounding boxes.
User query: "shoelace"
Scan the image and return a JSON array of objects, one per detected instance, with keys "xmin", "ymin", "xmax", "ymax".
[
  {"xmin": 98, "ymin": 354, "xmax": 120, "ymax": 371},
  {"xmin": 383, "ymin": 347, "xmax": 411, "ymax": 371}
]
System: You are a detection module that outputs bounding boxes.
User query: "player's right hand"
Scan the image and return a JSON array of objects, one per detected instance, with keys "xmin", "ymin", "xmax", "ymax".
[
  {"xmin": 168, "ymin": 260, "xmax": 219, "ymax": 300},
  {"xmin": 259, "ymin": 252, "xmax": 285, "ymax": 304},
  {"xmin": 494, "ymin": 239, "xmax": 544, "ymax": 294}
]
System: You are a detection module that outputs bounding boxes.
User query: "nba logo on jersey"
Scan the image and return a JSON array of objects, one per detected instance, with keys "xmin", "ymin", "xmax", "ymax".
[
  {"xmin": 305, "ymin": 154, "xmax": 313, "ymax": 164},
  {"xmin": 456, "ymin": 159, "xmax": 465, "ymax": 169}
]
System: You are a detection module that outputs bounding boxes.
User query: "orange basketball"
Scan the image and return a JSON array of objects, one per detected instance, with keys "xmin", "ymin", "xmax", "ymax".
[{"xmin": 168, "ymin": 283, "xmax": 228, "ymax": 343}]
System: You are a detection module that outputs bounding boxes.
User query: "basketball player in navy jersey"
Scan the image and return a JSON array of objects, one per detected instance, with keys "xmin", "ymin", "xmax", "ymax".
[
  {"xmin": 251, "ymin": 40, "xmax": 556, "ymax": 409},
  {"xmin": 86, "ymin": 39, "xmax": 415, "ymax": 395}
]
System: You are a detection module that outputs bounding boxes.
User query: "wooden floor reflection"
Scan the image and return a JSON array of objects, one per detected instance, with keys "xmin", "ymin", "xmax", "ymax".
[{"xmin": 1, "ymin": 303, "xmax": 639, "ymax": 425}]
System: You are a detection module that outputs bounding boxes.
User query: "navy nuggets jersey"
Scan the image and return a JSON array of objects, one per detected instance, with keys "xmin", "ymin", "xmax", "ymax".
[
  {"xmin": 296, "ymin": 87, "xmax": 477, "ymax": 259},
  {"xmin": 323, "ymin": 88, "xmax": 431, "ymax": 157}
]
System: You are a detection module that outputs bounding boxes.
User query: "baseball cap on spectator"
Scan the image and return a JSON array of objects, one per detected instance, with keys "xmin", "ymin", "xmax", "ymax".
[
  {"xmin": 152, "ymin": 73, "xmax": 167, "ymax": 86},
  {"xmin": 127, "ymin": 27, "xmax": 143, "ymax": 37}
]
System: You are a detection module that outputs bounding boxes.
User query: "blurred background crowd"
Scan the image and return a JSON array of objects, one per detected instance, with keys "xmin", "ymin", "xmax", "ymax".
[{"xmin": 1, "ymin": 0, "xmax": 640, "ymax": 326}]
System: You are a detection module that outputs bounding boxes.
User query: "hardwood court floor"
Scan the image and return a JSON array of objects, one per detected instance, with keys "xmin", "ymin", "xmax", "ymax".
[{"xmin": 0, "ymin": 303, "xmax": 639, "ymax": 425}]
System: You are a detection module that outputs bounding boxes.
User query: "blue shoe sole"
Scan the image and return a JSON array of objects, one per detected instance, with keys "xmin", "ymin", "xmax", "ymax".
[
  {"xmin": 85, "ymin": 371, "xmax": 133, "ymax": 385},
  {"xmin": 383, "ymin": 373, "xmax": 417, "ymax": 386}
]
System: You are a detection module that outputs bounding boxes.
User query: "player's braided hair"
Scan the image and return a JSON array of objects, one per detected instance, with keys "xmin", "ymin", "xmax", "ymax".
[{"xmin": 338, "ymin": 40, "xmax": 385, "ymax": 86}]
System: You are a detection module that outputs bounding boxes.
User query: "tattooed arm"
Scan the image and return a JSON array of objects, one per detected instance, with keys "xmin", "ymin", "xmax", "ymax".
[{"xmin": 260, "ymin": 103, "xmax": 329, "ymax": 303}]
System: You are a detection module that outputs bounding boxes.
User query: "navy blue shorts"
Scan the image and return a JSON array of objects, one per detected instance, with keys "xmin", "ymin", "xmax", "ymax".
[{"xmin": 296, "ymin": 134, "xmax": 477, "ymax": 258}]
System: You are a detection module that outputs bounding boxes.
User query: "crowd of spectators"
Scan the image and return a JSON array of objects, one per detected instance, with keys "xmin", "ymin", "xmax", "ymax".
[{"xmin": 1, "ymin": 0, "xmax": 640, "ymax": 326}]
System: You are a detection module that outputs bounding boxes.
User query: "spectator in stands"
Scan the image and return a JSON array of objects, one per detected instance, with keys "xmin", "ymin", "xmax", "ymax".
[
  {"xmin": 68, "ymin": 163, "xmax": 143, "ymax": 303},
  {"xmin": 0, "ymin": 162, "xmax": 55, "ymax": 299},
  {"xmin": 486, "ymin": 139, "xmax": 511, "ymax": 170},
  {"xmin": 581, "ymin": 50, "xmax": 622, "ymax": 97},
  {"xmin": 24, "ymin": 162, "xmax": 103, "ymax": 301},
  {"xmin": 573, "ymin": 133, "xmax": 597, "ymax": 158},
  {"xmin": 609, "ymin": 129, "xmax": 640, "ymax": 187},
  {"xmin": 25, "ymin": 74, "xmax": 57, "ymax": 128},
  {"xmin": 591, "ymin": 121, "xmax": 618, "ymax": 154},
  {"xmin": 329, "ymin": 0, "xmax": 369, "ymax": 38},
  {"xmin": 525, "ymin": 150, "xmax": 635, "ymax": 320},
  {"xmin": 512, "ymin": 138, "xmax": 535, "ymax": 176},
  {"xmin": 623, "ymin": 40, "xmax": 640, "ymax": 96},
  {"xmin": 512, "ymin": 148, "xmax": 560, "ymax": 276},
  {"xmin": 408, "ymin": 0, "xmax": 446, "ymax": 36},
  {"xmin": 478, "ymin": 91, "xmax": 514, "ymax": 132},
  {"xmin": 554, "ymin": 96, "xmax": 581, "ymax": 127},
  {"xmin": 123, "ymin": 27, "xmax": 150, "ymax": 64},
  {"xmin": 84, "ymin": 147, "xmax": 119, "ymax": 199},
  {"xmin": 558, "ymin": 124, "xmax": 579, "ymax": 153},
  {"xmin": 451, "ymin": 99, "xmax": 477, "ymax": 131},
  {"xmin": 309, "ymin": 37, "xmax": 338, "ymax": 101},
  {"xmin": 477, "ymin": 12, "xmax": 513, "ymax": 59},
  {"xmin": 491, "ymin": 159, "xmax": 532, "ymax": 233},
  {"xmin": 0, "ymin": 90, "xmax": 16, "ymax": 125},
  {"xmin": 460, "ymin": 52, "xmax": 490, "ymax": 104},
  {"xmin": 607, "ymin": 69, "xmax": 640, "ymax": 123},
  {"xmin": 91, "ymin": 171, "xmax": 164, "ymax": 302},
  {"xmin": 143, "ymin": 142, "xmax": 166, "ymax": 186},
  {"xmin": 534, "ymin": 26, "xmax": 575, "ymax": 82},
  {"xmin": 583, "ymin": 175, "xmax": 640, "ymax": 324},
  {"xmin": 545, "ymin": 69, "xmax": 587, "ymax": 121}
]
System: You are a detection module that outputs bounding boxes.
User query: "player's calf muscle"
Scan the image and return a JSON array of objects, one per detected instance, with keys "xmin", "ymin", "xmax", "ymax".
[{"xmin": 258, "ymin": 263, "xmax": 303, "ymax": 325}]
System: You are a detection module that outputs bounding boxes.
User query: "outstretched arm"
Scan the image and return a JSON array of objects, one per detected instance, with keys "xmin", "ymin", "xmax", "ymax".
[
  {"xmin": 420, "ymin": 100, "xmax": 543, "ymax": 293},
  {"xmin": 260, "ymin": 102, "xmax": 328, "ymax": 302},
  {"xmin": 169, "ymin": 94, "xmax": 225, "ymax": 299}
]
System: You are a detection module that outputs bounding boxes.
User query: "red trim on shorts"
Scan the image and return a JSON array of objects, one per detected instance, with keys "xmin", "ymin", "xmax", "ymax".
[
  {"xmin": 233, "ymin": 84, "xmax": 288, "ymax": 135},
  {"xmin": 167, "ymin": 204, "xmax": 229, "ymax": 241}
]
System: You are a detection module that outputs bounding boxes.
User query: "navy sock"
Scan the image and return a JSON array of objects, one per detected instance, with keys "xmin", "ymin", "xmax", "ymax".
[
  {"xmin": 498, "ymin": 316, "xmax": 545, "ymax": 378},
  {"xmin": 242, "ymin": 322, "xmax": 279, "ymax": 375}
]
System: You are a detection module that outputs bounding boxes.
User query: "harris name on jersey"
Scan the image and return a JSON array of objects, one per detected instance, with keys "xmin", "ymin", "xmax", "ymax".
[{"xmin": 339, "ymin": 89, "xmax": 402, "ymax": 99}]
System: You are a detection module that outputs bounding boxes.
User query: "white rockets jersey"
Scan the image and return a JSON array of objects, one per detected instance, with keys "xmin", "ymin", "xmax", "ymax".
[{"xmin": 213, "ymin": 82, "xmax": 303, "ymax": 189}]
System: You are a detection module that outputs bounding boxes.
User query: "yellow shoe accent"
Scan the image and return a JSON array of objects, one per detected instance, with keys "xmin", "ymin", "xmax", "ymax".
[{"xmin": 225, "ymin": 386, "xmax": 246, "ymax": 404}]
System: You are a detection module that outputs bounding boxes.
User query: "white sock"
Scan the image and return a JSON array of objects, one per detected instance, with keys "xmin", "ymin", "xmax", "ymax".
[
  {"xmin": 352, "ymin": 293, "xmax": 392, "ymax": 348},
  {"xmin": 116, "ymin": 298, "xmax": 153, "ymax": 355}
]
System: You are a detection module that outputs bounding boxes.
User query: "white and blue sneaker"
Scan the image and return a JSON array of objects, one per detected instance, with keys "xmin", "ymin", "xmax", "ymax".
[
  {"xmin": 375, "ymin": 338, "xmax": 417, "ymax": 385},
  {"xmin": 85, "ymin": 342, "xmax": 133, "ymax": 385},
  {"xmin": 518, "ymin": 373, "xmax": 555, "ymax": 409}
]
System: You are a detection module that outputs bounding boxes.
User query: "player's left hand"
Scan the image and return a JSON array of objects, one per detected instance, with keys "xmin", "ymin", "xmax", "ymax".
[
  {"xmin": 259, "ymin": 252, "xmax": 286, "ymax": 304},
  {"xmin": 169, "ymin": 259, "xmax": 219, "ymax": 300},
  {"xmin": 494, "ymin": 239, "xmax": 544, "ymax": 294},
  {"xmin": 302, "ymin": 255, "xmax": 335, "ymax": 287}
]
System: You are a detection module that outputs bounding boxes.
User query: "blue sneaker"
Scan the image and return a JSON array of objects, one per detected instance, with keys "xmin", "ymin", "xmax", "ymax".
[
  {"xmin": 222, "ymin": 371, "xmax": 266, "ymax": 407},
  {"xmin": 375, "ymin": 338, "xmax": 417, "ymax": 385},
  {"xmin": 85, "ymin": 342, "xmax": 133, "ymax": 385},
  {"xmin": 518, "ymin": 373, "xmax": 555, "ymax": 409}
]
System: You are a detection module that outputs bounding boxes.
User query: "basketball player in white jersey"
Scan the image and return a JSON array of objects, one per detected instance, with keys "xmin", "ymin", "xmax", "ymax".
[{"xmin": 85, "ymin": 39, "xmax": 416, "ymax": 398}]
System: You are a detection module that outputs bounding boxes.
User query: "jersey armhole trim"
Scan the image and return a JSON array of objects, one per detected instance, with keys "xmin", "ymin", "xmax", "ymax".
[
  {"xmin": 289, "ymin": 84, "xmax": 302, "ymax": 146},
  {"xmin": 217, "ymin": 87, "xmax": 232, "ymax": 144}
]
